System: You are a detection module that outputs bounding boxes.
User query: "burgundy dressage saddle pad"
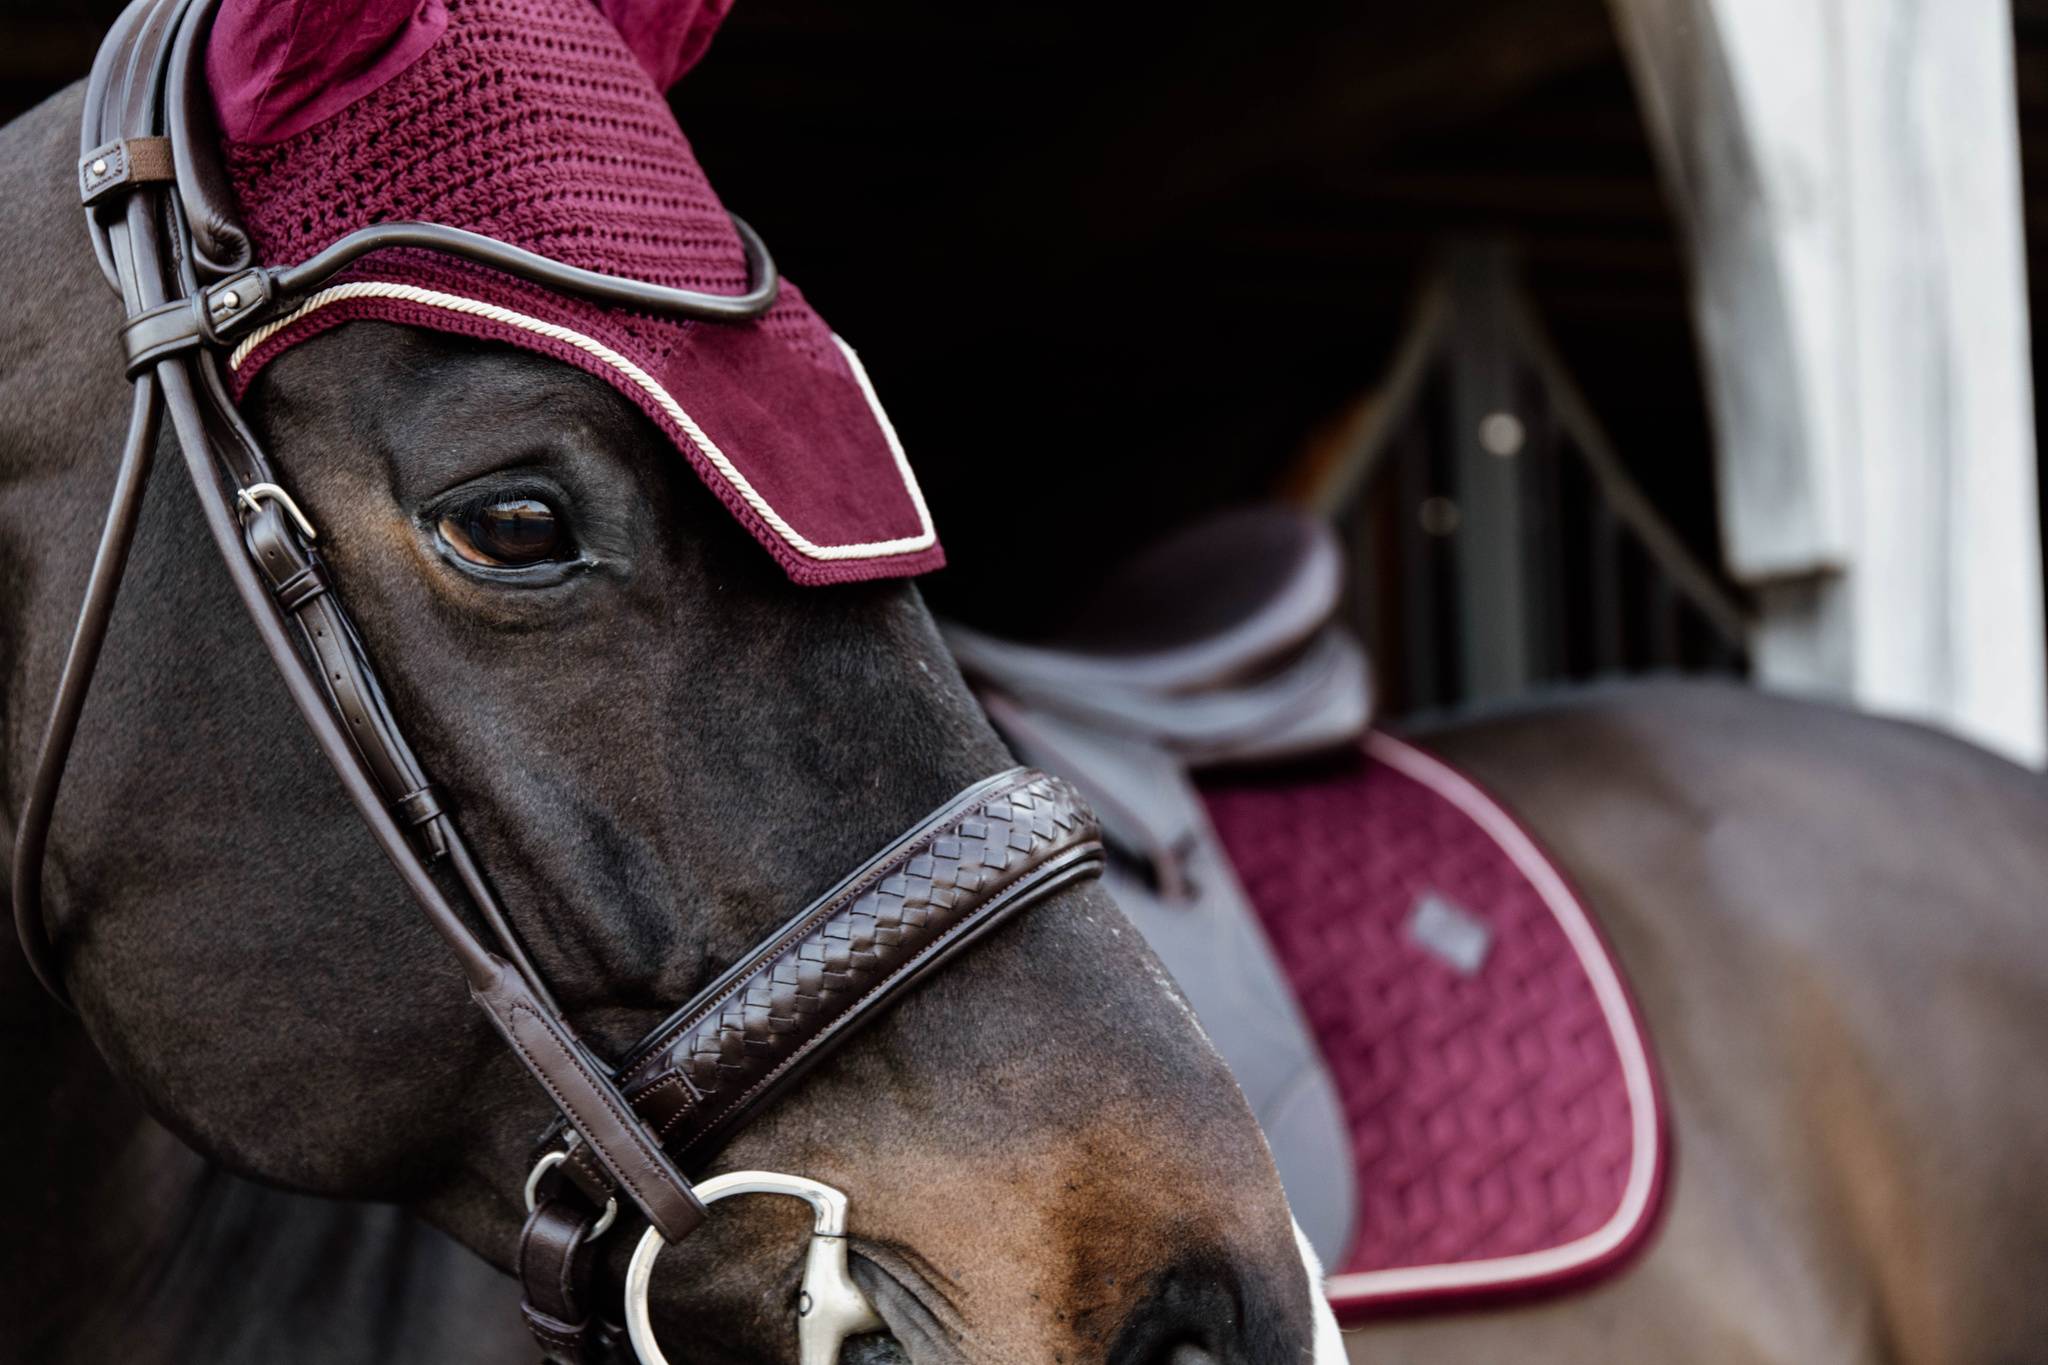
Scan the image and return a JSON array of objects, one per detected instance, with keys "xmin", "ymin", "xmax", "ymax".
[
  {"xmin": 945, "ymin": 506, "xmax": 1670, "ymax": 1320},
  {"xmin": 1201, "ymin": 732, "xmax": 1669, "ymax": 1317}
]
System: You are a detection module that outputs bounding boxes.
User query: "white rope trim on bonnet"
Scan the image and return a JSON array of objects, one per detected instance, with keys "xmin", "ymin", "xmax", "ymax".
[{"xmin": 227, "ymin": 281, "xmax": 938, "ymax": 563}]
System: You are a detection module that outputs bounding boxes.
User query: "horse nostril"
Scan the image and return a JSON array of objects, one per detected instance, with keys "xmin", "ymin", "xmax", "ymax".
[
  {"xmin": 1108, "ymin": 1264, "xmax": 1246, "ymax": 1365},
  {"xmin": 839, "ymin": 1334, "xmax": 911, "ymax": 1365}
]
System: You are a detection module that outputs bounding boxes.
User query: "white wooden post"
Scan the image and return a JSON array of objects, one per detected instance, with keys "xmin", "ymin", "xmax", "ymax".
[{"xmin": 1610, "ymin": 0, "xmax": 2046, "ymax": 765}]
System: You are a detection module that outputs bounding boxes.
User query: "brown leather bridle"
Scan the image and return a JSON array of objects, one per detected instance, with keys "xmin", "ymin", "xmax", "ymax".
[{"xmin": 12, "ymin": 1, "xmax": 1103, "ymax": 1360}]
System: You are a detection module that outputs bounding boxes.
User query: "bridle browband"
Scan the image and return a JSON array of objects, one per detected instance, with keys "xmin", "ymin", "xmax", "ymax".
[{"xmin": 14, "ymin": 1, "xmax": 1105, "ymax": 1361}]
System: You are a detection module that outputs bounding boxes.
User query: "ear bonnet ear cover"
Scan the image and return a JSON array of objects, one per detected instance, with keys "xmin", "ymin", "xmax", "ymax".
[{"xmin": 208, "ymin": 0, "xmax": 940, "ymax": 585}]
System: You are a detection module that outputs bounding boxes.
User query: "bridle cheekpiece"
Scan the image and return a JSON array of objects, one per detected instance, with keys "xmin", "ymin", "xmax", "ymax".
[{"xmin": 15, "ymin": 1, "xmax": 1104, "ymax": 1360}]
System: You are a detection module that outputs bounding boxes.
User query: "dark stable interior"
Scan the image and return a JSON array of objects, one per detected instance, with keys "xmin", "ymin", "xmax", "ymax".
[
  {"xmin": 1, "ymin": 0, "xmax": 1736, "ymax": 637},
  {"xmin": 667, "ymin": 0, "xmax": 1725, "ymax": 633}
]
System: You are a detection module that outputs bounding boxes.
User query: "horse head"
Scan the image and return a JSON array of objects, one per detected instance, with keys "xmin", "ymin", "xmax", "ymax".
[{"xmin": 0, "ymin": 59, "xmax": 1339, "ymax": 1365}]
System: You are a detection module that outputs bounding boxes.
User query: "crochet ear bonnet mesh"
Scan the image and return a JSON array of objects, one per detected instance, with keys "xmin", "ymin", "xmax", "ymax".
[{"xmin": 208, "ymin": 0, "xmax": 942, "ymax": 584}]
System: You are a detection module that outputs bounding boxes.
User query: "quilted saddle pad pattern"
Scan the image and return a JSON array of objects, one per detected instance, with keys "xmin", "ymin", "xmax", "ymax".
[{"xmin": 1199, "ymin": 731, "xmax": 1669, "ymax": 1317}]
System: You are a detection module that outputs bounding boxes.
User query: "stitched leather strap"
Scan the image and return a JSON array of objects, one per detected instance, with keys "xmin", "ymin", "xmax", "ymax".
[
  {"xmin": 117, "ymin": 272, "xmax": 273, "ymax": 375},
  {"xmin": 474, "ymin": 960, "xmax": 709, "ymax": 1243},
  {"xmin": 617, "ymin": 769, "xmax": 1102, "ymax": 1160},
  {"xmin": 520, "ymin": 770, "xmax": 1101, "ymax": 1356},
  {"xmin": 162, "ymin": 0, "xmax": 252, "ymax": 275},
  {"xmin": 242, "ymin": 500, "xmax": 448, "ymax": 859},
  {"xmin": 518, "ymin": 1175, "xmax": 606, "ymax": 1365},
  {"xmin": 53, "ymin": 0, "xmax": 714, "ymax": 1250},
  {"xmin": 79, "ymin": 135, "xmax": 174, "ymax": 206}
]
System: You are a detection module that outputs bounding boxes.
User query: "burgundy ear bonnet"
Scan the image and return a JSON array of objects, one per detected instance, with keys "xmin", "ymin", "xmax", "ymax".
[{"xmin": 208, "ymin": 0, "xmax": 941, "ymax": 585}]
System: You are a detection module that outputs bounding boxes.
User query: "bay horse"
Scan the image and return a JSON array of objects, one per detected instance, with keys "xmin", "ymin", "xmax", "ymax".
[
  {"xmin": 0, "ymin": 82, "xmax": 1339, "ymax": 1365},
  {"xmin": 7, "ymin": 62, "xmax": 2046, "ymax": 1365}
]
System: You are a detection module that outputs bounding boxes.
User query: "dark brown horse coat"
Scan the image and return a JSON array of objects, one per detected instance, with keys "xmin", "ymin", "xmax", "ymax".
[
  {"xmin": 1360, "ymin": 683, "xmax": 2048, "ymax": 1365},
  {"xmin": 0, "ymin": 81, "xmax": 1333, "ymax": 1365},
  {"xmin": 5, "ymin": 56, "xmax": 2043, "ymax": 1365}
]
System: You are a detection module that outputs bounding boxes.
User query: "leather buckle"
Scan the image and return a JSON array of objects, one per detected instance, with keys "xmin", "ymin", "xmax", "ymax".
[
  {"xmin": 235, "ymin": 482, "xmax": 318, "ymax": 540},
  {"xmin": 526, "ymin": 1151, "xmax": 618, "ymax": 1240}
]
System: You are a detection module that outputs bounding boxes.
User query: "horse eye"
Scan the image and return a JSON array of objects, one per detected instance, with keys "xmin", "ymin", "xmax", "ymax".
[{"xmin": 439, "ymin": 498, "xmax": 567, "ymax": 568}]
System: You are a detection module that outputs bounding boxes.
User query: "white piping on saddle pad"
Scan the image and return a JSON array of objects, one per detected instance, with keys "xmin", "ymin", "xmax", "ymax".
[
  {"xmin": 1322, "ymin": 731, "xmax": 1665, "ymax": 1305},
  {"xmin": 226, "ymin": 282, "xmax": 937, "ymax": 564}
]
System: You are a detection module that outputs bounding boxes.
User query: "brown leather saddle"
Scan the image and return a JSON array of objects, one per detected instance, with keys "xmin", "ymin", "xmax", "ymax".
[{"xmin": 15, "ymin": 1, "xmax": 1103, "ymax": 1360}]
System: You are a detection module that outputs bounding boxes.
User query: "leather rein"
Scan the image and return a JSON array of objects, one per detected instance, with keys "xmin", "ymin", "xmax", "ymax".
[{"xmin": 12, "ymin": 1, "xmax": 1105, "ymax": 1360}]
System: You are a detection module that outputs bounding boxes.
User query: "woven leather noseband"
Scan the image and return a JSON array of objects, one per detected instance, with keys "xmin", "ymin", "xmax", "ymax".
[{"xmin": 15, "ymin": 1, "xmax": 1104, "ymax": 1359}]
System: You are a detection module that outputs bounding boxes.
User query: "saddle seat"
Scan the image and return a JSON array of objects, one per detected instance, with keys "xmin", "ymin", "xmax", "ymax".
[
  {"xmin": 945, "ymin": 506, "xmax": 1372, "ymax": 893},
  {"xmin": 944, "ymin": 506, "xmax": 1670, "ymax": 1318}
]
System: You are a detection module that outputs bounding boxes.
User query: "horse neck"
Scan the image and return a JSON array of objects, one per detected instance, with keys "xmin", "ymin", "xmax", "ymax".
[
  {"xmin": 0, "ymin": 992, "xmax": 522, "ymax": 1364},
  {"xmin": 0, "ymin": 992, "xmax": 208, "ymax": 1361}
]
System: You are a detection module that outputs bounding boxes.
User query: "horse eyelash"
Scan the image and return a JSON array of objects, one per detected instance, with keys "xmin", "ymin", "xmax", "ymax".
[{"xmin": 424, "ymin": 481, "xmax": 571, "ymax": 530}]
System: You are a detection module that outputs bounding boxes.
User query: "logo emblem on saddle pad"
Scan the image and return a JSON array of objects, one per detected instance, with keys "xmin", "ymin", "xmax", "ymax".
[{"xmin": 1406, "ymin": 893, "xmax": 1494, "ymax": 976}]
